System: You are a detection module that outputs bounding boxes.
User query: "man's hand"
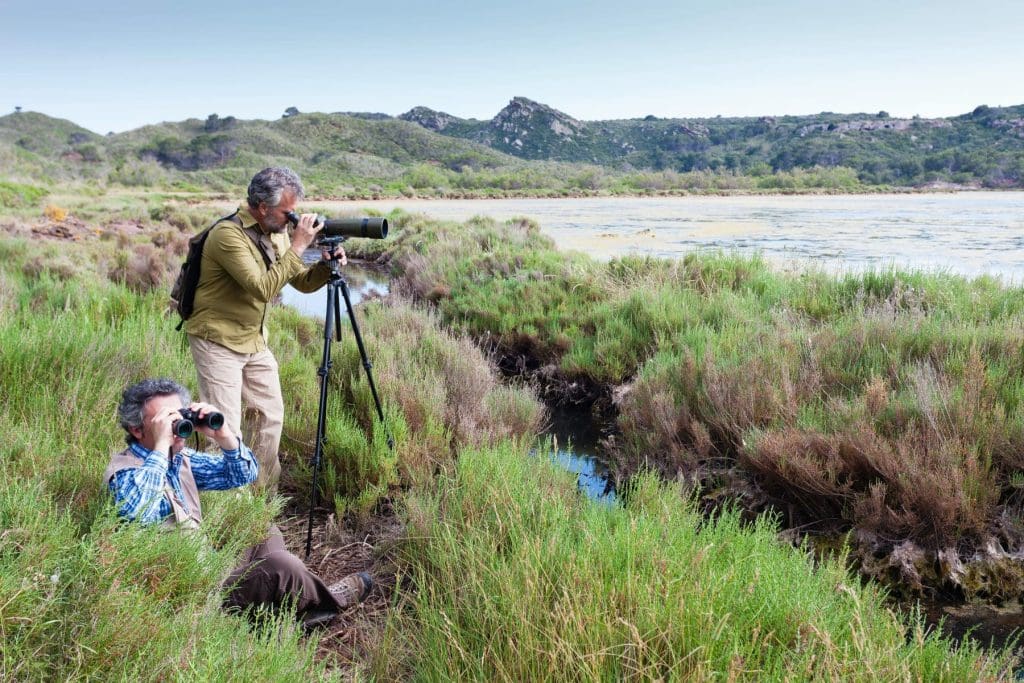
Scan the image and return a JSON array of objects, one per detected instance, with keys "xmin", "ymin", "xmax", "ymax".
[
  {"xmin": 321, "ymin": 244, "xmax": 347, "ymax": 265},
  {"xmin": 289, "ymin": 212, "xmax": 322, "ymax": 255},
  {"xmin": 187, "ymin": 402, "xmax": 239, "ymax": 452},
  {"xmin": 149, "ymin": 407, "xmax": 181, "ymax": 456}
]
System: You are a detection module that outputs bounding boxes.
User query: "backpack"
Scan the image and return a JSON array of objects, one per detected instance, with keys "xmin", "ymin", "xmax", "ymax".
[{"xmin": 170, "ymin": 211, "xmax": 243, "ymax": 330}]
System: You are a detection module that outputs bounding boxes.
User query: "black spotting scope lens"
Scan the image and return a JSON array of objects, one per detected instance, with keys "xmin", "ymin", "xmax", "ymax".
[{"xmin": 285, "ymin": 211, "xmax": 388, "ymax": 239}]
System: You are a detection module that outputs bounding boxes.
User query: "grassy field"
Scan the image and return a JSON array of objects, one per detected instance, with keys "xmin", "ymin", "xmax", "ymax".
[
  {"xmin": 378, "ymin": 210, "xmax": 1024, "ymax": 598},
  {"xmin": 1, "ymin": 195, "xmax": 1020, "ymax": 680}
]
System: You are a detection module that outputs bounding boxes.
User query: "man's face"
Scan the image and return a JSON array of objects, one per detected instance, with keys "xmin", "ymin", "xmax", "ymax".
[
  {"xmin": 256, "ymin": 189, "xmax": 297, "ymax": 234},
  {"xmin": 130, "ymin": 393, "xmax": 186, "ymax": 453}
]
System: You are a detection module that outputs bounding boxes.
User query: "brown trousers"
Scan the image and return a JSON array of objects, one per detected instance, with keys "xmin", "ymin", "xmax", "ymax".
[
  {"xmin": 222, "ymin": 525, "xmax": 340, "ymax": 619},
  {"xmin": 188, "ymin": 335, "xmax": 284, "ymax": 494}
]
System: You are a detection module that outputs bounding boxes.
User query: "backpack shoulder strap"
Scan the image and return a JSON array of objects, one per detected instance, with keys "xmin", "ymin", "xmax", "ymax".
[{"xmin": 210, "ymin": 212, "xmax": 272, "ymax": 267}]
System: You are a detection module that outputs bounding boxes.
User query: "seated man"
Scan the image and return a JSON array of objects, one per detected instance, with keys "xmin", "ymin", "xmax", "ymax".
[{"xmin": 104, "ymin": 378, "xmax": 370, "ymax": 628}]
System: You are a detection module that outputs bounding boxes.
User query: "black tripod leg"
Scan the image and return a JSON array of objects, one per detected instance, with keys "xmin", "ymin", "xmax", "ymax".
[
  {"xmin": 305, "ymin": 280, "xmax": 336, "ymax": 559},
  {"xmin": 333, "ymin": 284, "xmax": 343, "ymax": 342},
  {"xmin": 338, "ymin": 279, "xmax": 394, "ymax": 449}
]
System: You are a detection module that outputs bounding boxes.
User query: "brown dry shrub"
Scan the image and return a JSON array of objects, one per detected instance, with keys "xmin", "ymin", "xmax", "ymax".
[
  {"xmin": 22, "ymin": 254, "xmax": 79, "ymax": 281},
  {"xmin": 615, "ymin": 353, "xmax": 718, "ymax": 479},
  {"xmin": 701, "ymin": 352, "xmax": 801, "ymax": 444},
  {"xmin": 743, "ymin": 429, "xmax": 851, "ymax": 521},
  {"xmin": 745, "ymin": 416, "xmax": 999, "ymax": 548},
  {"xmin": 438, "ymin": 337, "xmax": 496, "ymax": 443},
  {"xmin": 115, "ymin": 232, "xmax": 135, "ymax": 250},
  {"xmin": 863, "ymin": 375, "xmax": 889, "ymax": 418},
  {"xmin": 43, "ymin": 204, "xmax": 68, "ymax": 222},
  {"xmin": 395, "ymin": 251, "xmax": 442, "ymax": 301},
  {"xmin": 149, "ymin": 228, "xmax": 189, "ymax": 256},
  {"xmin": 851, "ymin": 431, "xmax": 998, "ymax": 547},
  {"xmin": 108, "ymin": 243, "xmax": 175, "ymax": 293},
  {"xmin": 618, "ymin": 381, "xmax": 700, "ymax": 474}
]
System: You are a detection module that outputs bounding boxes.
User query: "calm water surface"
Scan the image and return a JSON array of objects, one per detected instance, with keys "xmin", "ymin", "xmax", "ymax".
[{"xmin": 308, "ymin": 192, "xmax": 1024, "ymax": 282}]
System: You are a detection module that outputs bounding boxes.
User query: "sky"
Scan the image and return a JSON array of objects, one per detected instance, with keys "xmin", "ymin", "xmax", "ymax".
[{"xmin": 2, "ymin": 0, "xmax": 1022, "ymax": 134}]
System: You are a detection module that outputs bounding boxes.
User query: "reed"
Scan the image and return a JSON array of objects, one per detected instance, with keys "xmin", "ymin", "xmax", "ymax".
[{"xmin": 375, "ymin": 441, "xmax": 1014, "ymax": 680}]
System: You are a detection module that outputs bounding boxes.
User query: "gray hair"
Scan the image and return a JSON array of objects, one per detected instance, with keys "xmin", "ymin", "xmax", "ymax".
[
  {"xmin": 118, "ymin": 378, "xmax": 191, "ymax": 444},
  {"xmin": 246, "ymin": 166, "xmax": 304, "ymax": 208}
]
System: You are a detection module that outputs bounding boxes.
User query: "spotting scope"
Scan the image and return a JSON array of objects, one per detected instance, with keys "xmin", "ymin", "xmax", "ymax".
[{"xmin": 285, "ymin": 211, "xmax": 388, "ymax": 239}]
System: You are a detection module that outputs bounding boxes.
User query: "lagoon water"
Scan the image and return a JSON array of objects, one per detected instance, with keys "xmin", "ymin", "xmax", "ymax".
[{"xmin": 311, "ymin": 191, "xmax": 1024, "ymax": 282}]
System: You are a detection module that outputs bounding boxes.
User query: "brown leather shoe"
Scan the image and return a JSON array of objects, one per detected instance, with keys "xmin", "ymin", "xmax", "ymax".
[{"xmin": 328, "ymin": 572, "xmax": 373, "ymax": 609}]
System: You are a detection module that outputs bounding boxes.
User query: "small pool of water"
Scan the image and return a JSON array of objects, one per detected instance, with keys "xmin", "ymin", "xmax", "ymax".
[
  {"xmin": 543, "ymin": 404, "xmax": 615, "ymax": 503},
  {"xmin": 279, "ymin": 260, "xmax": 390, "ymax": 319}
]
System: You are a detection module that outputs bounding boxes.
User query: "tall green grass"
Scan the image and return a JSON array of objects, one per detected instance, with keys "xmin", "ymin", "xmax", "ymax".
[
  {"xmin": 3, "ymin": 206, "xmax": 1021, "ymax": 680},
  {"xmin": 0, "ymin": 252, "xmax": 333, "ymax": 680},
  {"xmin": 375, "ymin": 442, "xmax": 1015, "ymax": 680},
  {"xmin": 0, "ymin": 231, "xmax": 546, "ymax": 679}
]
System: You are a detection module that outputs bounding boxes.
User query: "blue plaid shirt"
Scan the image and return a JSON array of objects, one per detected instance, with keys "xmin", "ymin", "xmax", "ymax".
[{"xmin": 108, "ymin": 440, "xmax": 259, "ymax": 524}]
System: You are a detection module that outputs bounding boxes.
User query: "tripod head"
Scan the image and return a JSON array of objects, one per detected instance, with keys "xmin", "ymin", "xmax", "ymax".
[{"xmin": 318, "ymin": 235, "xmax": 347, "ymax": 252}]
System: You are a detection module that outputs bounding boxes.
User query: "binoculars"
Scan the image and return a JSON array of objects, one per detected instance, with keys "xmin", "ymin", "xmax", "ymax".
[
  {"xmin": 172, "ymin": 408, "xmax": 225, "ymax": 439},
  {"xmin": 284, "ymin": 211, "xmax": 388, "ymax": 240}
]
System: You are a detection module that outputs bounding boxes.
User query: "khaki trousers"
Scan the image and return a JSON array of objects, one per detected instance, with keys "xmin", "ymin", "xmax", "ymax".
[{"xmin": 188, "ymin": 335, "xmax": 283, "ymax": 493}]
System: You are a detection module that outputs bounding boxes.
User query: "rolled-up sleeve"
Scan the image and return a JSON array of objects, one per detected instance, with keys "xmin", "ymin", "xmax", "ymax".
[{"xmin": 188, "ymin": 442, "xmax": 259, "ymax": 490}]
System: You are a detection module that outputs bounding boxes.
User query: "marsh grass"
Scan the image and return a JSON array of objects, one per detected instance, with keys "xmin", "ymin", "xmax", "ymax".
[
  {"xmin": 0, "ymin": 226, "xmax": 549, "ymax": 678},
  {"xmin": 376, "ymin": 442, "xmax": 1015, "ymax": 681},
  {"xmin": 384, "ymin": 213, "xmax": 1024, "ymax": 555},
  {"xmin": 0, "ymin": 250, "xmax": 335, "ymax": 680},
  {"xmin": 3, "ymin": 204, "xmax": 1021, "ymax": 680}
]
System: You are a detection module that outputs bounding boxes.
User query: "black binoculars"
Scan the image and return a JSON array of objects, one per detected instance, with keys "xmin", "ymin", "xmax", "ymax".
[
  {"xmin": 284, "ymin": 211, "xmax": 388, "ymax": 240},
  {"xmin": 172, "ymin": 408, "xmax": 225, "ymax": 439}
]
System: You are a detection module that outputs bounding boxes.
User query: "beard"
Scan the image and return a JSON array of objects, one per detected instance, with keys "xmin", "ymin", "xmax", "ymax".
[{"xmin": 263, "ymin": 214, "xmax": 289, "ymax": 233}]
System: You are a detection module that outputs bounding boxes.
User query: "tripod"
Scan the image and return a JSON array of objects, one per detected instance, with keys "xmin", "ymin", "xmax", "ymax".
[{"xmin": 305, "ymin": 238, "xmax": 392, "ymax": 559}]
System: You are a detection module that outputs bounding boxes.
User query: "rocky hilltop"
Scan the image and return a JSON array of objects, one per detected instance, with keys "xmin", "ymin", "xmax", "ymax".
[
  {"xmin": 4, "ymin": 99, "xmax": 1024, "ymax": 189},
  {"xmin": 398, "ymin": 106, "xmax": 465, "ymax": 132},
  {"xmin": 395, "ymin": 98, "xmax": 1024, "ymax": 186}
]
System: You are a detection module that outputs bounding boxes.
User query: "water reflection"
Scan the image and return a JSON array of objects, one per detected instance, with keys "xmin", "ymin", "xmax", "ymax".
[
  {"xmin": 278, "ymin": 260, "xmax": 389, "ymax": 319},
  {"xmin": 543, "ymin": 404, "xmax": 615, "ymax": 503}
]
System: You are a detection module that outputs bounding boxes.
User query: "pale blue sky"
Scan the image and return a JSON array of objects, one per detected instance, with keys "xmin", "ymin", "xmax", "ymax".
[{"xmin": 2, "ymin": 0, "xmax": 1021, "ymax": 133}]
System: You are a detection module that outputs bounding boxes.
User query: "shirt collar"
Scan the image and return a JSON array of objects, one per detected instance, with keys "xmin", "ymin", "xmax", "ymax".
[{"xmin": 237, "ymin": 206, "xmax": 266, "ymax": 233}]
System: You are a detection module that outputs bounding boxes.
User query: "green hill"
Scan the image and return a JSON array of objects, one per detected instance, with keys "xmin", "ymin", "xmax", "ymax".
[
  {"xmin": 401, "ymin": 97, "xmax": 1024, "ymax": 188},
  {"xmin": 2, "ymin": 98, "xmax": 1023, "ymax": 195}
]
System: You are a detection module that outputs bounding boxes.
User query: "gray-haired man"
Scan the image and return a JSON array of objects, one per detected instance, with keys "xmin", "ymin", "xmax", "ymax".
[
  {"xmin": 104, "ymin": 378, "xmax": 370, "ymax": 628},
  {"xmin": 184, "ymin": 167, "xmax": 345, "ymax": 493}
]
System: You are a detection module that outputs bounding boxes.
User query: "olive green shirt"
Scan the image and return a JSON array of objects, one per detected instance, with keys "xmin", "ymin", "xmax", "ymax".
[{"xmin": 185, "ymin": 206, "xmax": 330, "ymax": 353}]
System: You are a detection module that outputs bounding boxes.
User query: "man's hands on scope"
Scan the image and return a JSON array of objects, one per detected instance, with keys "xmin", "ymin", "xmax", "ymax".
[{"xmin": 289, "ymin": 212, "xmax": 321, "ymax": 255}]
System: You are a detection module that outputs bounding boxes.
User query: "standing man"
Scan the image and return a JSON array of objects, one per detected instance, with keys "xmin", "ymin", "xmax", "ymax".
[{"xmin": 185, "ymin": 167, "xmax": 345, "ymax": 493}]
